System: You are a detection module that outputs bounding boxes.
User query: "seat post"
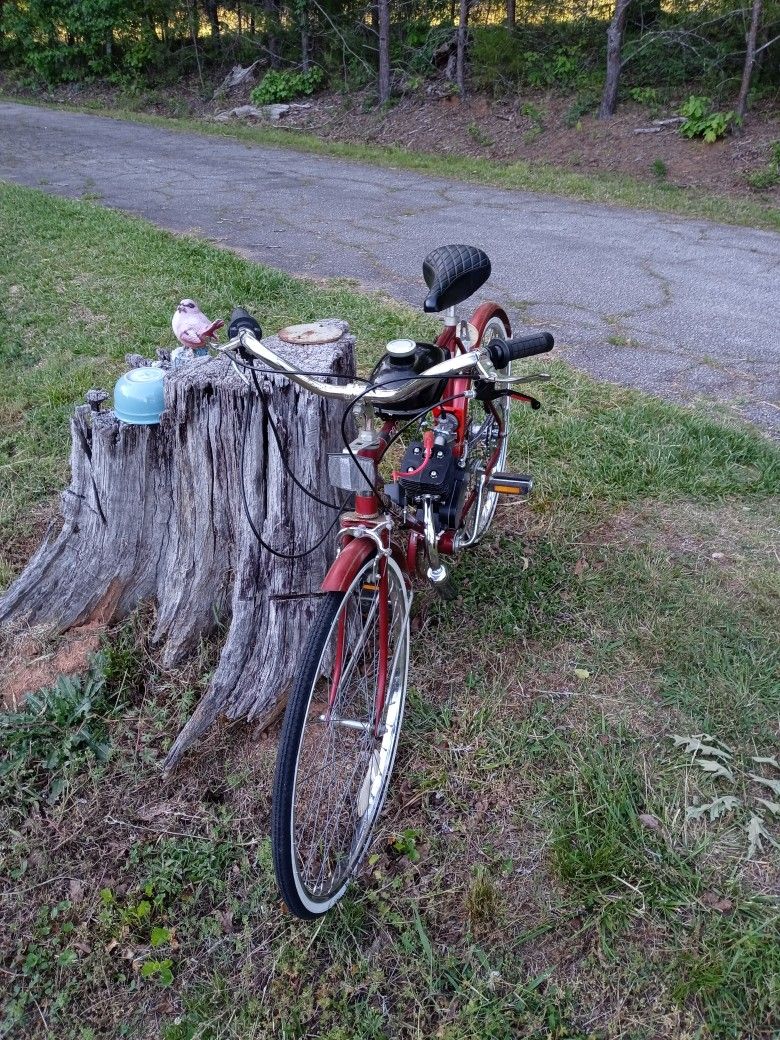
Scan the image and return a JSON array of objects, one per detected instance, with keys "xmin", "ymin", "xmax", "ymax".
[{"xmin": 442, "ymin": 305, "xmax": 457, "ymax": 328}]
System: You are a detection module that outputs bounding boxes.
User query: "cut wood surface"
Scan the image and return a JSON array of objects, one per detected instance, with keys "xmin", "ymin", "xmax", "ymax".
[{"xmin": 0, "ymin": 323, "xmax": 356, "ymax": 769}]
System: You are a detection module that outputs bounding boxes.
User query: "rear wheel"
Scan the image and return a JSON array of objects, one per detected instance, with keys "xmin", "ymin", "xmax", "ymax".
[
  {"xmin": 458, "ymin": 316, "xmax": 511, "ymax": 547},
  {"xmin": 272, "ymin": 554, "xmax": 410, "ymax": 918}
]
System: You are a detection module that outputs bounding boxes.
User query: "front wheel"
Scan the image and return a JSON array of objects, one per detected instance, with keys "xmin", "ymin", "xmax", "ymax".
[{"xmin": 271, "ymin": 553, "xmax": 410, "ymax": 918}]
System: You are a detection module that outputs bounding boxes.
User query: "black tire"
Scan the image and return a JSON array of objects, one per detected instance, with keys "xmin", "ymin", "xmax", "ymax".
[
  {"xmin": 271, "ymin": 554, "xmax": 410, "ymax": 918},
  {"xmin": 458, "ymin": 316, "xmax": 512, "ymax": 547}
]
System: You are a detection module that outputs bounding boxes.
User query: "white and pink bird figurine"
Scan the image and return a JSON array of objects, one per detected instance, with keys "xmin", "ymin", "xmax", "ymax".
[{"xmin": 172, "ymin": 299, "xmax": 225, "ymax": 348}]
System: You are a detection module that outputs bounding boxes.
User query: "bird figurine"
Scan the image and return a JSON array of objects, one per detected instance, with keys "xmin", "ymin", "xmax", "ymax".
[{"xmin": 172, "ymin": 299, "xmax": 225, "ymax": 349}]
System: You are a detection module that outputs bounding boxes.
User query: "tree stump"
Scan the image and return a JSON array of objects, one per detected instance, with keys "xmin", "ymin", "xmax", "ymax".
[{"xmin": 0, "ymin": 323, "xmax": 356, "ymax": 770}]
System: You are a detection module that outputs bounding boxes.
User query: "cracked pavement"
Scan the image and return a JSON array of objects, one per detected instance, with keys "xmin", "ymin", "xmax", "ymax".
[{"xmin": 1, "ymin": 102, "xmax": 779, "ymax": 433}]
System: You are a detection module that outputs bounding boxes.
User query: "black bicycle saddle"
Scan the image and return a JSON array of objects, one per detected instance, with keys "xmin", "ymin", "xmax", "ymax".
[{"xmin": 422, "ymin": 244, "xmax": 491, "ymax": 313}]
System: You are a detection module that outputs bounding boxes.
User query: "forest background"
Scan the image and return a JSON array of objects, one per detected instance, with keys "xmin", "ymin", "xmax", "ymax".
[{"xmin": 1, "ymin": 1, "xmax": 777, "ymax": 124}]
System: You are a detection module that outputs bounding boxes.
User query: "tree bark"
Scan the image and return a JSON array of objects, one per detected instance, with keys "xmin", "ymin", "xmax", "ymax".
[
  {"xmin": 456, "ymin": 0, "xmax": 470, "ymax": 96},
  {"xmin": 599, "ymin": 0, "xmax": 632, "ymax": 119},
  {"xmin": 378, "ymin": 0, "xmax": 391, "ymax": 104},
  {"xmin": 506, "ymin": 0, "xmax": 515, "ymax": 29},
  {"xmin": 203, "ymin": 0, "xmax": 220, "ymax": 38},
  {"xmin": 0, "ymin": 326, "xmax": 356, "ymax": 770},
  {"xmin": 263, "ymin": 0, "xmax": 281, "ymax": 67},
  {"xmin": 736, "ymin": 0, "xmax": 763, "ymax": 120}
]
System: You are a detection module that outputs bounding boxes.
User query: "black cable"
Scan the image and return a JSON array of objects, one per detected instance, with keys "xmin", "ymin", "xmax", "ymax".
[
  {"xmin": 239, "ymin": 395, "xmax": 348, "ymax": 561},
  {"xmin": 249, "ymin": 365, "xmax": 345, "ymax": 512},
  {"xmin": 233, "ymin": 343, "xmax": 498, "ymax": 555}
]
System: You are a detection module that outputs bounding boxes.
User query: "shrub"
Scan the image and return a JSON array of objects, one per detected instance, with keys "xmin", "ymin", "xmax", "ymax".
[
  {"xmin": 565, "ymin": 90, "xmax": 599, "ymax": 126},
  {"xmin": 0, "ymin": 655, "xmax": 116, "ymax": 809},
  {"xmin": 651, "ymin": 158, "xmax": 668, "ymax": 180},
  {"xmin": 628, "ymin": 86, "xmax": 659, "ymax": 105},
  {"xmin": 746, "ymin": 141, "xmax": 780, "ymax": 190},
  {"xmin": 251, "ymin": 67, "xmax": 324, "ymax": 105},
  {"xmin": 679, "ymin": 95, "xmax": 738, "ymax": 143}
]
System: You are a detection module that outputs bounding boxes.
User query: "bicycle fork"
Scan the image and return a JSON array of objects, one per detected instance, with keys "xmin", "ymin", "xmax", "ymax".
[{"xmin": 324, "ymin": 554, "xmax": 390, "ymax": 738}]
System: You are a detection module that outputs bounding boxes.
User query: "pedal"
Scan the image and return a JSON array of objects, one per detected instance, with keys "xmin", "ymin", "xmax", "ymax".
[{"xmin": 486, "ymin": 472, "xmax": 533, "ymax": 496}]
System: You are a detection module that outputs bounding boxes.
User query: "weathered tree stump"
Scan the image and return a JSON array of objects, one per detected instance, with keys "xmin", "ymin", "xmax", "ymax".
[{"xmin": 0, "ymin": 323, "xmax": 356, "ymax": 769}]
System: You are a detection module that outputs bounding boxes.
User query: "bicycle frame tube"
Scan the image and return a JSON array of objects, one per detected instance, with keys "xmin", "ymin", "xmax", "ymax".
[
  {"xmin": 434, "ymin": 300, "xmax": 511, "ymax": 480},
  {"xmin": 459, "ymin": 397, "xmax": 505, "ymax": 523},
  {"xmin": 323, "ymin": 299, "xmax": 513, "ymax": 717}
]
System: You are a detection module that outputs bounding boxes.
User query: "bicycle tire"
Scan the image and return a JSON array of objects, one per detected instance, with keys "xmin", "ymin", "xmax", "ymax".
[
  {"xmin": 272, "ymin": 553, "xmax": 410, "ymax": 918},
  {"xmin": 459, "ymin": 316, "xmax": 512, "ymax": 546}
]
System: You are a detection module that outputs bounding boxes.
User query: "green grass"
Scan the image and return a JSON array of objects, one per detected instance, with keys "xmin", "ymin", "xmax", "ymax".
[
  {"xmin": 1, "ymin": 183, "xmax": 779, "ymax": 1039},
  {"xmin": 5, "ymin": 94, "xmax": 780, "ymax": 232}
]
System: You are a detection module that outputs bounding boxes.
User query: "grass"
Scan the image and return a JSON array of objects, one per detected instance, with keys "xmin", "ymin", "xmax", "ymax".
[
  {"xmin": 4, "ymin": 94, "xmax": 780, "ymax": 233},
  {"xmin": 1, "ymin": 182, "xmax": 780, "ymax": 1038}
]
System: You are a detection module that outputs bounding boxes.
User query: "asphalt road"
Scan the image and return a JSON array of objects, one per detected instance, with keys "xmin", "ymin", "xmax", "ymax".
[{"xmin": 2, "ymin": 102, "xmax": 779, "ymax": 432}]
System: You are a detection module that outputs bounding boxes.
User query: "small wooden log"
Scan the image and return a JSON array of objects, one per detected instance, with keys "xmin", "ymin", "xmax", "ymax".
[{"xmin": 0, "ymin": 324, "xmax": 356, "ymax": 769}]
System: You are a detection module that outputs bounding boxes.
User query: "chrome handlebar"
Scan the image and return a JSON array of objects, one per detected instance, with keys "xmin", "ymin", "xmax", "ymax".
[{"xmin": 223, "ymin": 328, "xmax": 549, "ymax": 404}]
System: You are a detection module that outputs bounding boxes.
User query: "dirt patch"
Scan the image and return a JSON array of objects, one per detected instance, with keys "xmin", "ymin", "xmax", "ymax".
[
  {"xmin": 1, "ymin": 622, "xmax": 104, "ymax": 709},
  {"xmin": 281, "ymin": 88, "xmax": 780, "ymax": 202},
  {"xmin": 579, "ymin": 497, "xmax": 780, "ymax": 597}
]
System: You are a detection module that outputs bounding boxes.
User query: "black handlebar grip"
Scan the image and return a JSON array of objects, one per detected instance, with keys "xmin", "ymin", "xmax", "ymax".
[
  {"xmin": 228, "ymin": 307, "xmax": 263, "ymax": 340},
  {"xmin": 487, "ymin": 332, "xmax": 554, "ymax": 368}
]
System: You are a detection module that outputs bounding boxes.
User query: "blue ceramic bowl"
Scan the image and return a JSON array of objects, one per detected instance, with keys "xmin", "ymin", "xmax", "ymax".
[{"xmin": 114, "ymin": 367, "xmax": 166, "ymax": 425}]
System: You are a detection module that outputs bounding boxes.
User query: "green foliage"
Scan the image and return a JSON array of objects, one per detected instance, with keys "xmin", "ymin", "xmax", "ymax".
[
  {"xmin": 671, "ymin": 735, "xmax": 780, "ymax": 856},
  {"xmin": 250, "ymin": 67, "xmax": 324, "ymax": 106},
  {"xmin": 747, "ymin": 140, "xmax": 780, "ymax": 190},
  {"xmin": 1, "ymin": 0, "xmax": 779, "ymax": 105},
  {"xmin": 467, "ymin": 121, "xmax": 493, "ymax": 148},
  {"xmin": 389, "ymin": 828, "xmax": 422, "ymax": 863},
  {"xmin": 0, "ymin": 654, "xmax": 118, "ymax": 810},
  {"xmin": 651, "ymin": 158, "xmax": 668, "ymax": 180},
  {"xmin": 2, "ymin": 901, "xmax": 84, "ymax": 1033},
  {"xmin": 519, "ymin": 101, "xmax": 545, "ymax": 127},
  {"xmin": 470, "ymin": 26, "xmax": 598, "ymax": 97},
  {"xmin": 679, "ymin": 96, "xmax": 738, "ymax": 144},
  {"xmin": 0, "ymin": 0, "xmax": 176, "ymax": 86},
  {"xmin": 628, "ymin": 85, "xmax": 659, "ymax": 106},
  {"xmin": 564, "ymin": 90, "xmax": 599, "ymax": 127},
  {"xmin": 141, "ymin": 959, "xmax": 174, "ymax": 985}
]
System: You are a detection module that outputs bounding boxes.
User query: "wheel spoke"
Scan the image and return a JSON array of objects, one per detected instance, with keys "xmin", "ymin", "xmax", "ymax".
[{"xmin": 275, "ymin": 556, "xmax": 410, "ymax": 913}]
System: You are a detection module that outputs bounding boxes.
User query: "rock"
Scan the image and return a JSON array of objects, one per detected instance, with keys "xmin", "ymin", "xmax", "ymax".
[
  {"xmin": 213, "ymin": 103, "xmax": 291, "ymax": 123},
  {"xmin": 263, "ymin": 104, "xmax": 291, "ymax": 121}
]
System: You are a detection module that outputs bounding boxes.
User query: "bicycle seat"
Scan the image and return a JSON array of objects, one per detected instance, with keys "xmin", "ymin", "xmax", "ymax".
[{"xmin": 422, "ymin": 245, "xmax": 491, "ymax": 313}]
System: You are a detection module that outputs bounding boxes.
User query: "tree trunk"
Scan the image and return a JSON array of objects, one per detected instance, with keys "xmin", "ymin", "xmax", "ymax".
[
  {"xmin": 263, "ymin": 0, "xmax": 281, "ymax": 67},
  {"xmin": 506, "ymin": 0, "xmax": 515, "ymax": 29},
  {"xmin": 456, "ymin": 0, "xmax": 469, "ymax": 96},
  {"xmin": 378, "ymin": 0, "xmax": 391, "ymax": 104},
  {"xmin": 0, "ymin": 326, "xmax": 356, "ymax": 770},
  {"xmin": 599, "ymin": 0, "xmax": 632, "ymax": 119},
  {"xmin": 736, "ymin": 0, "xmax": 763, "ymax": 120},
  {"xmin": 204, "ymin": 0, "xmax": 220, "ymax": 38}
]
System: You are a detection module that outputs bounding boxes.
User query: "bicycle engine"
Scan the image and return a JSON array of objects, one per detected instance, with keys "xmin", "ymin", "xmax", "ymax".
[{"xmin": 390, "ymin": 412, "xmax": 467, "ymax": 530}]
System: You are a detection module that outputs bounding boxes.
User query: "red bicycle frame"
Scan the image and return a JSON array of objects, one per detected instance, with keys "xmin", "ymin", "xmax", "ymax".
[{"xmin": 319, "ymin": 300, "xmax": 512, "ymax": 732}]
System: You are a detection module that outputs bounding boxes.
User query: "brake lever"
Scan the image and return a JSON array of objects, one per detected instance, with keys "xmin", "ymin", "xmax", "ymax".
[{"xmin": 494, "ymin": 372, "xmax": 551, "ymax": 387}]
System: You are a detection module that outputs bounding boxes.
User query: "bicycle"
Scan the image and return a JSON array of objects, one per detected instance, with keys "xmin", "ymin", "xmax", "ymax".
[{"xmin": 220, "ymin": 244, "xmax": 554, "ymax": 919}]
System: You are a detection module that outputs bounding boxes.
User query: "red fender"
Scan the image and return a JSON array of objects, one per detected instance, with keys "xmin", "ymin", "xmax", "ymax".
[
  {"xmin": 469, "ymin": 301, "xmax": 511, "ymax": 342},
  {"xmin": 321, "ymin": 538, "xmax": 376, "ymax": 593},
  {"xmin": 322, "ymin": 538, "xmax": 408, "ymax": 593}
]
